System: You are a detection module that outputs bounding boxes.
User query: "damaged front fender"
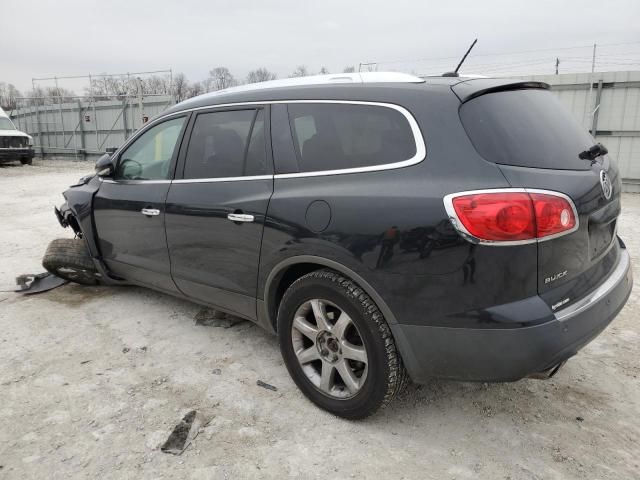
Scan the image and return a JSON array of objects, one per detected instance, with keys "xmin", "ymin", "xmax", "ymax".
[
  {"xmin": 54, "ymin": 175, "xmax": 101, "ymax": 254},
  {"xmin": 50, "ymin": 175, "xmax": 127, "ymax": 285},
  {"xmin": 55, "ymin": 202, "xmax": 82, "ymax": 237}
]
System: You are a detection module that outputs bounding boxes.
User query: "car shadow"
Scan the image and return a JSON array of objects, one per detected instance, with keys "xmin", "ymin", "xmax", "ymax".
[{"xmin": 0, "ymin": 162, "xmax": 26, "ymax": 168}]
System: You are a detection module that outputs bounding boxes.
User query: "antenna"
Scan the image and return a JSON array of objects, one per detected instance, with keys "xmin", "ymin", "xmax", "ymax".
[{"xmin": 443, "ymin": 39, "xmax": 478, "ymax": 77}]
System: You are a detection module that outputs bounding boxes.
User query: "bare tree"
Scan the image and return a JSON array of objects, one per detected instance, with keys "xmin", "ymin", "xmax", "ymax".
[
  {"xmin": 20, "ymin": 84, "xmax": 75, "ymax": 106},
  {"xmin": 172, "ymin": 73, "xmax": 190, "ymax": 102},
  {"xmin": 0, "ymin": 82, "xmax": 22, "ymax": 110},
  {"xmin": 188, "ymin": 81, "xmax": 205, "ymax": 98},
  {"xmin": 144, "ymin": 75, "xmax": 170, "ymax": 95},
  {"xmin": 84, "ymin": 74, "xmax": 124, "ymax": 100},
  {"xmin": 104, "ymin": 76, "xmax": 129, "ymax": 97},
  {"xmin": 319, "ymin": 66, "xmax": 330, "ymax": 74},
  {"xmin": 24, "ymin": 86, "xmax": 46, "ymax": 106},
  {"xmin": 246, "ymin": 68, "xmax": 277, "ymax": 84},
  {"xmin": 290, "ymin": 65, "xmax": 309, "ymax": 77},
  {"xmin": 208, "ymin": 67, "xmax": 236, "ymax": 91},
  {"xmin": 343, "ymin": 66, "xmax": 356, "ymax": 73},
  {"xmin": 43, "ymin": 86, "xmax": 76, "ymax": 104},
  {"xmin": 85, "ymin": 76, "xmax": 108, "ymax": 100}
]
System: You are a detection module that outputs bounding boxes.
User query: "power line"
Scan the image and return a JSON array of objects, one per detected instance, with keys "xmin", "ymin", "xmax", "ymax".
[{"xmin": 368, "ymin": 40, "xmax": 640, "ymax": 67}]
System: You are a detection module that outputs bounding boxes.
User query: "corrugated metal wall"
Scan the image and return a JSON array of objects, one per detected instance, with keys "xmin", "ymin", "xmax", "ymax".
[
  {"xmin": 10, "ymin": 95, "xmax": 173, "ymax": 159},
  {"xmin": 519, "ymin": 71, "xmax": 640, "ymax": 192}
]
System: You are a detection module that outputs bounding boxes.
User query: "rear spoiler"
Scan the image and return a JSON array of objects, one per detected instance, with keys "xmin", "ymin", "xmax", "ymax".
[{"xmin": 451, "ymin": 79, "xmax": 550, "ymax": 103}]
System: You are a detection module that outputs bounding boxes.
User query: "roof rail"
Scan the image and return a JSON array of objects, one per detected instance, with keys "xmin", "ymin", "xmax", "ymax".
[
  {"xmin": 421, "ymin": 73, "xmax": 488, "ymax": 79},
  {"xmin": 199, "ymin": 72, "xmax": 425, "ymax": 99}
]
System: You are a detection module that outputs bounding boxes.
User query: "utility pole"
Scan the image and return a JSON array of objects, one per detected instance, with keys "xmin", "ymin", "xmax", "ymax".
[
  {"xmin": 585, "ymin": 43, "xmax": 597, "ymax": 130},
  {"xmin": 32, "ymin": 78, "xmax": 44, "ymax": 158},
  {"xmin": 54, "ymin": 76, "xmax": 66, "ymax": 147},
  {"xmin": 136, "ymin": 77, "xmax": 144, "ymax": 128},
  {"xmin": 555, "ymin": 57, "xmax": 560, "ymax": 75}
]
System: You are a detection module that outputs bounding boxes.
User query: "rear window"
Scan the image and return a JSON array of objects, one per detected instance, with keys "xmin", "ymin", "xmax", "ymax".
[
  {"xmin": 460, "ymin": 89, "xmax": 595, "ymax": 170},
  {"xmin": 287, "ymin": 103, "xmax": 416, "ymax": 173}
]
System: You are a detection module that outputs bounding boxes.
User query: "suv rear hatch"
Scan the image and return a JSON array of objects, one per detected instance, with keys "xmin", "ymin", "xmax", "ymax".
[{"xmin": 455, "ymin": 81, "xmax": 622, "ymax": 312}]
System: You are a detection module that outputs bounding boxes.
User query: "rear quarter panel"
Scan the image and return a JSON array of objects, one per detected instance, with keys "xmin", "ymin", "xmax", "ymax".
[{"xmin": 259, "ymin": 86, "xmax": 539, "ymax": 329}]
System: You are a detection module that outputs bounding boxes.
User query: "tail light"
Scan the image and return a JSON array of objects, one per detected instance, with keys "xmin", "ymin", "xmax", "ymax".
[{"xmin": 444, "ymin": 189, "xmax": 578, "ymax": 244}]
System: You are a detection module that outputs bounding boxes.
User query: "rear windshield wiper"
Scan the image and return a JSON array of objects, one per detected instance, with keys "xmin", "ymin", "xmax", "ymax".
[{"xmin": 579, "ymin": 143, "xmax": 608, "ymax": 161}]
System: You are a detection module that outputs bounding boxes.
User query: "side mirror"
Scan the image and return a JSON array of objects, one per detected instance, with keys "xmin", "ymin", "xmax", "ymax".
[{"xmin": 95, "ymin": 153, "xmax": 115, "ymax": 177}]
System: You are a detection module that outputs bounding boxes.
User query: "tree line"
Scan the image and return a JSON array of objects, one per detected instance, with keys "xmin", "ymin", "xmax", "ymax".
[{"xmin": 0, "ymin": 65, "xmax": 358, "ymax": 110}]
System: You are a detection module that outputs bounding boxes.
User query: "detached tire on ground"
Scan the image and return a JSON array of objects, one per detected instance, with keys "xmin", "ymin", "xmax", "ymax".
[
  {"xmin": 42, "ymin": 238, "xmax": 99, "ymax": 285},
  {"xmin": 278, "ymin": 269, "xmax": 408, "ymax": 419}
]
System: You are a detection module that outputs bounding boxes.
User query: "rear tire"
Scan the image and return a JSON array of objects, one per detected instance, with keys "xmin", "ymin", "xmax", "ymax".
[
  {"xmin": 20, "ymin": 158, "xmax": 32, "ymax": 165},
  {"xmin": 277, "ymin": 269, "xmax": 407, "ymax": 419},
  {"xmin": 42, "ymin": 238, "xmax": 98, "ymax": 285}
]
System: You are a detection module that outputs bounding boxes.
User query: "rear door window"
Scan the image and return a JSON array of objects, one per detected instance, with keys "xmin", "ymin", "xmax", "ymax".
[
  {"xmin": 183, "ymin": 109, "xmax": 268, "ymax": 179},
  {"xmin": 286, "ymin": 103, "xmax": 417, "ymax": 173},
  {"xmin": 459, "ymin": 89, "xmax": 594, "ymax": 171}
]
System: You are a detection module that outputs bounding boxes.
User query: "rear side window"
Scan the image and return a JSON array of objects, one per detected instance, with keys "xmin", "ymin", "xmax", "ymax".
[
  {"xmin": 183, "ymin": 109, "xmax": 268, "ymax": 179},
  {"xmin": 287, "ymin": 103, "xmax": 417, "ymax": 173},
  {"xmin": 460, "ymin": 89, "xmax": 594, "ymax": 171}
]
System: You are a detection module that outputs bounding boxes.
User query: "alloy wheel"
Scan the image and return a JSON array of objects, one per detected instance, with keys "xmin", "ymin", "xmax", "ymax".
[{"xmin": 290, "ymin": 299, "xmax": 368, "ymax": 399}]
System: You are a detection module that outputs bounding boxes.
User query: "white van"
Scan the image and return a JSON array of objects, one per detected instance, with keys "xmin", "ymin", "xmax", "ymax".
[{"xmin": 0, "ymin": 107, "xmax": 34, "ymax": 165}]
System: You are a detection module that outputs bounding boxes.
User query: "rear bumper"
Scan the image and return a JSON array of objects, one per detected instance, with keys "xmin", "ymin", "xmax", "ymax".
[
  {"xmin": 392, "ymin": 246, "xmax": 633, "ymax": 383},
  {"xmin": 0, "ymin": 148, "xmax": 34, "ymax": 162}
]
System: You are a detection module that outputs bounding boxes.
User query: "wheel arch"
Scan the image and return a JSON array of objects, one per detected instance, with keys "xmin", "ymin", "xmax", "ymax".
[{"xmin": 262, "ymin": 255, "xmax": 399, "ymax": 333}]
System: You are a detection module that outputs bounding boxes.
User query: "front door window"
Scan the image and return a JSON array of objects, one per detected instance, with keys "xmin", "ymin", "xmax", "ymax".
[{"xmin": 115, "ymin": 117, "xmax": 186, "ymax": 180}]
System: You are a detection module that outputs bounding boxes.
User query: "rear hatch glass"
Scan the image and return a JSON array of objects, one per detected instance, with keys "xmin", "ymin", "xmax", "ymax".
[
  {"xmin": 460, "ymin": 89, "xmax": 594, "ymax": 171},
  {"xmin": 459, "ymin": 87, "xmax": 621, "ymax": 311}
]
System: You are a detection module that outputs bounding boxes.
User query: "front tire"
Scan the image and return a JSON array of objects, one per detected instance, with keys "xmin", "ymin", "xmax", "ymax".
[
  {"xmin": 42, "ymin": 238, "xmax": 99, "ymax": 285},
  {"xmin": 20, "ymin": 158, "xmax": 33, "ymax": 165},
  {"xmin": 278, "ymin": 269, "xmax": 407, "ymax": 419}
]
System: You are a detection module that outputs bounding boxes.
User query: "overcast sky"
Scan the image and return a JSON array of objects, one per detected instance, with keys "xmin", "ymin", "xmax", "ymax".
[{"xmin": 4, "ymin": 0, "xmax": 640, "ymax": 92}]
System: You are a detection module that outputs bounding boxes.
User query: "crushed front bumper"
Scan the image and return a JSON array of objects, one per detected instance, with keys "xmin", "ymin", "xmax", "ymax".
[{"xmin": 392, "ymin": 246, "xmax": 633, "ymax": 383}]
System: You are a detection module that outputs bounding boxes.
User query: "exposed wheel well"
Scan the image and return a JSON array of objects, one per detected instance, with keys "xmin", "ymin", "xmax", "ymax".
[
  {"xmin": 268, "ymin": 263, "xmax": 325, "ymax": 331},
  {"xmin": 265, "ymin": 257, "xmax": 399, "ymax": 333},
  {"xmin": 67, "ymin": 214, "xmax": 82, "ymax": 237}
]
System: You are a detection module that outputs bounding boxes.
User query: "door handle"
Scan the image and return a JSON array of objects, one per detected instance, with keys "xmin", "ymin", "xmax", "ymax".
[
  {"xmin": 141, "ymin": 208, "xmax": 160, "ymax": 216},
  {"xmin": 227, "ymin": 213, "xmax": 254, "ymax": 223}
]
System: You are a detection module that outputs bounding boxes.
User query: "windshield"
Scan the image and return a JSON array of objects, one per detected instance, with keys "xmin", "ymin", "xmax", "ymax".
[
  {"xmin": 0, "ymin": 118, "xmax": 16, "ymax": 130},
  {"xmin": 460, "ymin": 89, "xmax": 594, "ymax": 171}
]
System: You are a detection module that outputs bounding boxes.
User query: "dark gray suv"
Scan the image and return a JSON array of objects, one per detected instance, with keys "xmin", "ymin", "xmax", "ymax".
[{"xmin": 45, "ymin": 72, "xmax": 633, "ymax": 418}]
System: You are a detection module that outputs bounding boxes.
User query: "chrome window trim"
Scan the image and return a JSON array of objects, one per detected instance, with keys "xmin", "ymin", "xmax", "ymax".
[
  {"xmin": 101, "ymin": 176, "xmax": 271, "ymax": 185},
  {"xmin": 443, "ymin": 188, "xmax": 580, "ymax": 247},
  {"xmin": 172, "ymin": 175, "xmax": 272, "ymax": 184},
  {"xmin": 101, "ymin": 178, "xmax": 171, "ymax": 185},
  {"xmin": 107, "ymin": 100, "xmax": 426, "ymax": 184},
  {"xmin": 554, "ymin": 248, "xmax": 630, "ymax": 322},
  {"xmin": 271, "ymin": 100, "xmax": 426, "ymax": 179}
]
